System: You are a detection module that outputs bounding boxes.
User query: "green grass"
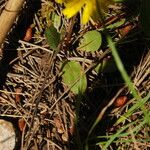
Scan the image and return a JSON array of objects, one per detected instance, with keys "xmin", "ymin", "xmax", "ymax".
[
  {"xmin": 84, "ymin": 34, "xmax": 150, "ymax": 150},
  {"xmin": 96, "ymin": 118, "xmax": 147, "ymax": 149}
]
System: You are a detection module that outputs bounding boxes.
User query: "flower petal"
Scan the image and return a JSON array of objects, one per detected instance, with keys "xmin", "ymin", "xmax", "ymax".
[
  {"xmin": 55, "ymin": 0, "xmax": 64, "ymax": 4},
  {"xmin": 82, "ymin": 0, "xmax": 96, "ymax": 24},
  {"xmin": 63, "ymin": 0, "xmax": 85, "ymax": 18}
]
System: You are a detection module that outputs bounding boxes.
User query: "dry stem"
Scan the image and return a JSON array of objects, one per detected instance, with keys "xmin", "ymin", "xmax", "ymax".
[{"xmin": 0, "ymin": 0, "xmax": 25, "ymax": 48}]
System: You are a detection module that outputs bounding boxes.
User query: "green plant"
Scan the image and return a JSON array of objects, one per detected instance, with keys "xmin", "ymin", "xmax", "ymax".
[{"xmin": 44, "ymin": 0, "xmax": 150, "ymax": 149}]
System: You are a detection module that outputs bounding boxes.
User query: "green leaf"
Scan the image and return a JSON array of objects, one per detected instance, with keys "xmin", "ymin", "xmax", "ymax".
[
  {"xmin": 52, "ymin": 13, "xmax": 62, "ymax": 31},
  {"xmin": 61, "ymin": 61, "xmax": 87, "ymax": 95},
  {"xmin": 78, "ymin": 30, "xmax": 102, "ymax": 52},
  {"xmin": 45, "ymin": 25, "xmax": 60, "ymax": 50},
  {"xmin": 106, "ymin": 19, "xmax": 125, "ymax": 30},
  {"xmin": 140, "ymin": 0, "xmax": 150, "ymax": 37}
]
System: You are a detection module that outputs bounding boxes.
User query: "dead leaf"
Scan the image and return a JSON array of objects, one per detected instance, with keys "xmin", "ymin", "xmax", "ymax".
[
  {"xmin": 53, "ymin": 117, "xmax": 64, "ymax": 134},
  {"xmin": 18, "ymin": 118, "xmax": 26, "ymax": 132},
  {"xmin": 15, "ymin": 87, "xmax": 22, "ymax": 103},
  {"xmin": 23, "ymin": 27, "xmax": 33, "ymax": 41},
  {"xmin": 114, "ymin": 96, "xmax": 127, "ymax": 107}
]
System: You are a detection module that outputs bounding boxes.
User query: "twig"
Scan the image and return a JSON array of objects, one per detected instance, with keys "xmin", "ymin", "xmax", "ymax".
[{"xmin": 0, "ymin": 0, "xmax": 25, "ymax": 47}]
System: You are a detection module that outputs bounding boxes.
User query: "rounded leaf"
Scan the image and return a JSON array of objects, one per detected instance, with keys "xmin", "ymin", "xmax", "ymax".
[
  {"xmin": 78, "ymin": 30, "xmax": 102, "ymax": 52},
  {"xmin": 61, "ymin": 61, "xmax": 87, "ymax": 95},
  {"xmin": 45, "ymin": 25, "xmax": 60, "ymax": 50}
]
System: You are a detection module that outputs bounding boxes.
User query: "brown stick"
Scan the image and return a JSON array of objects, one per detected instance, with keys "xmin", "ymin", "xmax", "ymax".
[{"xmin": 0, "ymin": 0, "xmax": 25, "ymax": 48}]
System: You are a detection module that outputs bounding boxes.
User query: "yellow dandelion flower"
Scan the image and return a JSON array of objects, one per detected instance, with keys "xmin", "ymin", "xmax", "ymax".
[
  {"xmin": 56, "ymin": 0, "xmax": 114, "ymax": 24},
  {"xmin": 82, "ymin": 0, "xmax": 96, "ymax": 24},
  {"xmin": 63, "ymin": 0, "xmax": 85, "ymax": 18},
  {"xmin": 55, "ymin": 0, "xmax": 64, "ymax": 4}
]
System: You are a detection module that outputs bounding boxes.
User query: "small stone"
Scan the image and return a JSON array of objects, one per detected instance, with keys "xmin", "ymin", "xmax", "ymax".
[{"xmin": 0, "ymin": 119, "xmax": 16, "ymax": 150}]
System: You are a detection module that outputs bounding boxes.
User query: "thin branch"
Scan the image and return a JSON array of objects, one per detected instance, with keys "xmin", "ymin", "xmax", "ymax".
[{"xmin": 0, "ymin": 0, "xmax": 25, "ymax": 48}]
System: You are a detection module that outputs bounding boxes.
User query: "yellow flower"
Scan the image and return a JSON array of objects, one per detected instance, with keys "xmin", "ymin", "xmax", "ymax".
[
  {"xmin": 63, "ymin": 0, "xmax": 85, "ymax": 18},
  {"xmin": 55, "ymin": 0, "xmax": 64, "ymax": 4},
  {"xmin": 56, "ymin": 0, "xmax": 114, "ymax": 24},
  {"xmin": 82, "ymin": 1, "xmax": 95, "ymax": 24}
]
